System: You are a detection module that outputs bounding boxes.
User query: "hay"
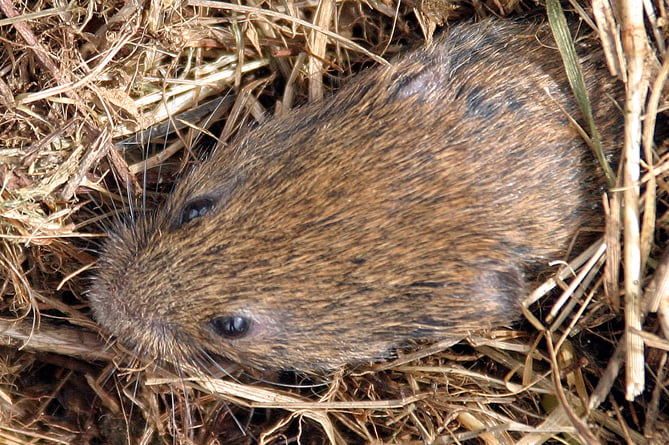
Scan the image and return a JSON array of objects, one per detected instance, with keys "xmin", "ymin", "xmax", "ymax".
[{"xmin": 0, "ymin": 0, "xmax": 668, "ymax": 443}]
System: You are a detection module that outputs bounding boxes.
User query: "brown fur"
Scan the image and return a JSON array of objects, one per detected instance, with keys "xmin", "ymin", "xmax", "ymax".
[{"xmin": 90, "ymin": 19, "xmax": 621, "ymax": 371}]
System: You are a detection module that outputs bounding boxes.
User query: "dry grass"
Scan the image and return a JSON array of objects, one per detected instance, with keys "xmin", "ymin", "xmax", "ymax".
[{"xmin": 1, "ymin": 0, "xmax": 668, "ymax": 443}]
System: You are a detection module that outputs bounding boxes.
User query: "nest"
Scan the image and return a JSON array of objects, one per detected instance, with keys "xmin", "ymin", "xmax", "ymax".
[{"xmin": 1, "ymin": 0, "xmax": 668, "ymax": 443}]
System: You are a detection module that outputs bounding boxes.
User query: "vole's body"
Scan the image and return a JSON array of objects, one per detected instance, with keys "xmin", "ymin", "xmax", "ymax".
[{"xmin": 90, "ymin": 20, "xmax": 621, "ymax": 371}]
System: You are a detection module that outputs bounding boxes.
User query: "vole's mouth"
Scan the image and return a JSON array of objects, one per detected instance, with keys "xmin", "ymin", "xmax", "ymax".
[{"xmin": 89, "ymin": 287, "xmax": 180, "ymax": 363}]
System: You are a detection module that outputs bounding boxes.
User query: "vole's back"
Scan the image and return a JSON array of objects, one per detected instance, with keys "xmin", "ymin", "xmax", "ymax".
[{"xmin": 90, "ymin": 20, "xmax": 621, "ymax": 371}]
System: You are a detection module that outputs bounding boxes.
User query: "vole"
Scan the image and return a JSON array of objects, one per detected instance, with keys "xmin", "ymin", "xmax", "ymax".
[{"xmin": 89, "ymin": 19, "xmax": 621, "ymax": 372}]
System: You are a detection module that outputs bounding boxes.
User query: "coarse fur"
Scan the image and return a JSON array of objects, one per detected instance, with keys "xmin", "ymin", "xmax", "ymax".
[{"xmin": 90, "ymin": 19, "xmax": 622, "ymax": 372}]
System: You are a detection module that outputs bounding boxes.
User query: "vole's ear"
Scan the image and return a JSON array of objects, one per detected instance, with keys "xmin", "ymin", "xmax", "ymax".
[
  {"xmin": 424, "ymin": 256, "xmax": 527, "ymax": 329},
  {"xmin": 410, "ymin": 253, "xmax": 528, "ymax": 328},
  {"xmin": 387, "ymin": 57, "xmax": 451, "ymax": 104},
  {"xmin": 468, "ymin": 259, "xmax": 527, "ymax": 320}
]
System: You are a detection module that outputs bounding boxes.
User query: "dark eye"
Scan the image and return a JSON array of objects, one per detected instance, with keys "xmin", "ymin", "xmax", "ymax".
[
  {"xmin": 209, "ymin": 316, "xmax": 251, "ymax": 339},
  {"xmin": 178, "ymin": 198, "xmax": 214, "ymax": 226}
]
